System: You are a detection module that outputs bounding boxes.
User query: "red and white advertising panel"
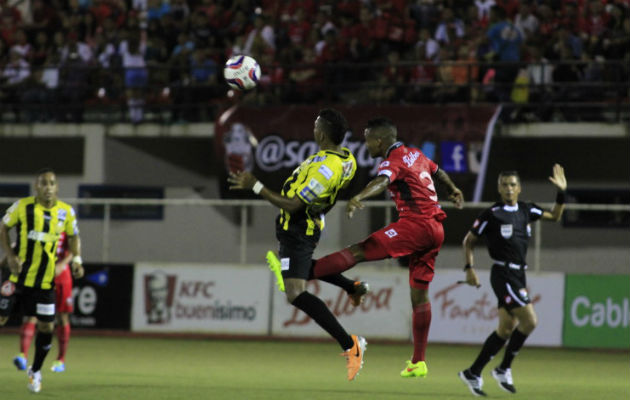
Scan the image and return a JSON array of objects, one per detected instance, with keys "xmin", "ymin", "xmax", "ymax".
[
  {"xmin": 429, "ymin": 270, "xmax": 564, "ymax": 346},
  {"xmin": 271, "ymin": 267, "xmax": 564, "ymax": 346},
  {"xmin": 271, "ymin": 267, "xmax": 412, "ymax": 340},
  {"xmin": 131, "ymin": 263, "xmax": 271, "ymax": 334},
  {"xmin": 131, "ymin": 263, "xmax": 564, "ymax": 346}
]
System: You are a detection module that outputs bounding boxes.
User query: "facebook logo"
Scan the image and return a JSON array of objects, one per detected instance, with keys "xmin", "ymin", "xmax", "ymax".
[{"xmin": 440, "ymin": 141, "xmax": 468, "ymax": 173}]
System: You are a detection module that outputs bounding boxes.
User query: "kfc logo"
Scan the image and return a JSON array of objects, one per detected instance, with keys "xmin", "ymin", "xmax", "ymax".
[
  {"xmin": 224, "ymin": 123, "xmax": 257, "ymax": 173},
  {"xmin": 144, "ymin": 272, "xmax": 177, "ymax": 324}
]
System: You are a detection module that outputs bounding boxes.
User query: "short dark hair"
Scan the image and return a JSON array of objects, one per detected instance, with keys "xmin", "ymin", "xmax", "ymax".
[
  {"xmin": 367, "ymin": 117, "xmax": 396, "ymax": 131},
  {"xmin": 318, "ymin": 108, "xmax": 348, "ymax": 145},
  {"xmin": 498, "ymin": 170, "xmax": 520, "ymax": 183},
  {"xmin": 36, "ymin": 167, "xmax": 55, "ymax": 177},
  {"xmin": 366, "ymin": 116, "xmax": 397, "ymax": 141}
]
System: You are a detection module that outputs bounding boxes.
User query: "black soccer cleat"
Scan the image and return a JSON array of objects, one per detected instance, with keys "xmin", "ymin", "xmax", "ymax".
[{"xmin": 458, "ymin": 369, "xmax": 487, "ymax": 397}]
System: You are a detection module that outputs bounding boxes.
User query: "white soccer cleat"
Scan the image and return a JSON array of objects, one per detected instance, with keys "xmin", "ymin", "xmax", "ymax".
[
  {"xmin": 492, "ymin": 367, "xmax": 516, "ymax": 393},
  {"xmin": 27, "ymin": 366, "xmax": 42, "ymax": 393},
  {"xmin": 458, "ymin": 369, "xmax": 487, "ymax": 397}
]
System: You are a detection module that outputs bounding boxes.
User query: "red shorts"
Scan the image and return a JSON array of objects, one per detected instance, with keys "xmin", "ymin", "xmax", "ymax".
[
  {"xmin": 54, "ymin": 266, "xmax": 74, "ymax": 313},
  {"xmin": 369, "ymin": 215, "xmax": 444, "ymax": 289}
]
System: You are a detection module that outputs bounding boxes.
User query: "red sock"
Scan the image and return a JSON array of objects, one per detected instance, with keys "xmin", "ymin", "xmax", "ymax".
[
  {"xmin": 20, "ymin": 321, "xmax": 36, "ymax": 356},
  {"xmin": 56, "ymin": 324, "xmax": 71, "ymax": 362},
  {"xmin": 311, "ymin": 248, "xmax": 357, "ymax": 278},
  {"xmin": 411, "ymin": 302, "xmax": 432, "ymax": 363}
]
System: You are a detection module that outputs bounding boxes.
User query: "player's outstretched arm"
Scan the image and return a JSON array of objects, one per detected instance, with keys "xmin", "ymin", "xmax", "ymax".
[
  {"xmin": 543, "ymin": 163, "xmax": 567, "ymax": 222},
  {"xmin": 347, "ymin": 175, "xmax": 389, "ymax": 218},
  {"xmin": 228, "ymin": 171, "xmax": 304, "ymax": 213},
  {"xmin": 434, "ymin": 169, "xmax": 464, "ymax": 209}
]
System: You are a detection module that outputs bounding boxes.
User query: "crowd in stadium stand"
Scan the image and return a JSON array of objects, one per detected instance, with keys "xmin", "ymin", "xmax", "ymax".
[{"xmin": 0, "ymin": 0, "xmax": 628, "ymax": 122}]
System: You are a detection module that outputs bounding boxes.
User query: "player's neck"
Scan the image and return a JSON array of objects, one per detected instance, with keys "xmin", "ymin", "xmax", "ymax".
[
  {"xmin": 319, "ymin": 142, "xmax": 341, "ymax": 152},
  {"xmin": 36, "ymin": 197, "xmax": 57, "ymax": 208}
]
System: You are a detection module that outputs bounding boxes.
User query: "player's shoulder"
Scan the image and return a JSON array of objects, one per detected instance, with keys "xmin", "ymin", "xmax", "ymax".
[
  {"xmin": 522, "ymin": 201, "xmax": 543, "ymax": 215},
  {"xmin": 488, "ymin": 202, "xmax": 504, "ymax": 214},
  {"xmin": 55, "ymin": 200, "xmax": 77, "ymax": 215},
  {"xmin": 7, "ymin": 196, "xmax": 34, "ymax": 210}
]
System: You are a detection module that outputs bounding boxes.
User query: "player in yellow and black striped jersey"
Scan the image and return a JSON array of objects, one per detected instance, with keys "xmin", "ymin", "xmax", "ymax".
[
  {"xmin": 228, "ymin": 109, "xmax": 368, "ymax": 381},
  {"xmin": 0, "ymin": 168, "xmax": 84, "ymax": 393},
  {"xmin": 277, "ymin": 145, "xmax": 356, "ymax": 238}
]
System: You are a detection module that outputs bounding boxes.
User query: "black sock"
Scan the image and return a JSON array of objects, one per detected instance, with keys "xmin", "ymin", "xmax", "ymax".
[
  {"xmin": 470, "ymin": 331, "xmax": 507, "ymax": 376},
  {"xmin": 291, "ymin": 291, "xmax": 354, "ymax": 350},
  {"xmin": 318, "ymin": 274, "xmax": 356, "ymax": 293},
  {"xmin": 499, "ymin": 329, "xmax": 528, "ymax": 370},
  {"xmin": 32, "ymin": 331, "xmax": 53, "ymax": 372}
]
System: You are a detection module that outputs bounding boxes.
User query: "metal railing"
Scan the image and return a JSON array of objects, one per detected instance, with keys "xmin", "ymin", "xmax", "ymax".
[{"xmin": 1, "ymin": 197, "xmax": 627, "ymax": 272}]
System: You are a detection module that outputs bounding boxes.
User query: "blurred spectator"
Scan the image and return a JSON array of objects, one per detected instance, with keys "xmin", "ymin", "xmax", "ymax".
[
  {"xmin": 514, "ymin": 3, "xmax": 539, "ymax": 40},
  {"xmin": 525, "ymin": 46, "xmax": 553, "ymax": 121},
  {"xmin": 451, "ymin": 45, "xmax": 479, "ymax": 102},
  {"xmin": 486, "ymin": 6, "xmax": 522, "ymax": 102},
  {"xmin": 11, "ymin": 30, "xmax": 32, "ymax": 60},
  {"xmin": 552, "ymin": 44, "xmax": 583, "ymax": 120},
  {"xmin": 30, "ymin": 31, "xmax": 51, "ymax": 67},
  {"xmin": 60, "ymin": 32, "xmax": 93, "ymax": 63},
  {"xmin": 120, "ymin": 32, "xmax": 147, "ymax": 123},
  {"xmin": 408, "ymin": 41, "xmax": 437, "ymax": 103},
  {"xmin": 286, "ymin": 8, "xmax": 311, "ymax": 45},
  {"xmin": 2, "ymin": 49, "xmax": 30, "ymax": 84},
  {"xmin": 58, "ymin": 51, "xmax": 89, "ymax": 122},
  {"xmin": 1, "ymin": 49, "xmax": 30, "ymax": 120},
  {"xmin": 434, "ymin": 8, "xmax": 465, "ymax": 44},
  {"xmin": 171, "ymin": 32, "xmax": 195, "ymax": 59},
  {"xmin": 20, "ymin": 67, "xmax": 50, "ymax": 122},
  {"xmin": 410, "ymin": 0, "xmax": 439, "ymax": 31},
  {"xmin": 474, "ymin": 0, "xmax": 495, "ymax": 28},
  {"xmin": 1, "ymin": 5, "xmax": 19, "ymax": 45},
  {"xmin": 433, "ymin": 47, "xmax": 459, "ymax": 103},
  {"xmin": 147, "ymin": 0, "xmax": 170, "ymax": 21},
  {"xmin": 287, "ymin": 47, "xmax": 323, "ymax": 103},
  {"xmin": 244, "ymin": 14, "xmax": 275, "ymax": 58},
  {"xmin": 415, "ymin": 28, "xmax": 440, "ymax": 62}
]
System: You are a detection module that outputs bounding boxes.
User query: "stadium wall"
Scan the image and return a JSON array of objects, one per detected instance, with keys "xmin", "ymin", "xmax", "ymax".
[{"xmin": 0, "ymin": 123, "xmax": 628, "ymax": 274}]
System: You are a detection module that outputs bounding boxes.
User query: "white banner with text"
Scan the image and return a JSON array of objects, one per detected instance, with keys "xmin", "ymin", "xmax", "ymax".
[
  {"xmin": 130, "ymin": 263, "xmax": 564, "ymax": 345},
  {"xmin": 131, "ymin": 263, "xmax": 271, "ymax": 334}
]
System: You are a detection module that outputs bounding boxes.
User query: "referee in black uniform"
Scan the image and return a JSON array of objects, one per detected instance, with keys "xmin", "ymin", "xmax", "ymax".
[{"xmin": 458, "ymin": 164, "xmax": 567, "ymax": 397}]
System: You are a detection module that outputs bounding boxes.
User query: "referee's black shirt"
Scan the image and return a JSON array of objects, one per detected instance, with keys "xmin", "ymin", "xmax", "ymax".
[{"xmin": 469, "ymin": 201, "xmax": 544, "ymax": 266}]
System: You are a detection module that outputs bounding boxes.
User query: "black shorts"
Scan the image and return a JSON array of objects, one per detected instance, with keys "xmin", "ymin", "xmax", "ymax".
[
  {"xmin": 490, "ymin": 264, "xmax": 531, "ymax": 311},
  {"xmin": 276, "ymin": 228, "xmax": 318, "ymax": 280},
  {"xmin": 0, "ymin": 281, "xmax": 56, "ymax": 323}
]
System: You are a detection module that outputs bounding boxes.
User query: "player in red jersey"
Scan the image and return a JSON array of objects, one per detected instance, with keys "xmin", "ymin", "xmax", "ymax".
[
  {"xmin": 309, "ymin": 117, "xmax": 464, "ymax": 378},
  {"xmin": 13, "ymin": 232, "xmax": 76, "ymax": 373}
]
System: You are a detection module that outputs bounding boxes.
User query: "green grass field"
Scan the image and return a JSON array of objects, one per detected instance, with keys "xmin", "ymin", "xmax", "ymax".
[{"xmin": 1, "ymin": 334, "xmax": 628, "ymax": 400}]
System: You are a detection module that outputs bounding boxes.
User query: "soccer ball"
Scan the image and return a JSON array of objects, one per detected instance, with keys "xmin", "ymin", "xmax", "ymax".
[{"xmin": 223, "ymin": 55, "xmax": 261, "ymax": 91}]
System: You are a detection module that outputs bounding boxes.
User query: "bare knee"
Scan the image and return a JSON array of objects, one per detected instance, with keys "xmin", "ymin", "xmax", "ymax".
[
  {"xmin": 518, "ymin": 315, "xmax": 538, "ymax": 335},
  {"xmin": 348, "ymin": 244, "xmax": 365, "ymax": 263},
  {"xmin": 285, "ymin": 279, "xmax": 306, "ymax": 303},
  {"xmin": 410, "ymin": 288, "xmax": 429, "ymax": 307},
  {"xmin": 37, "ymin": 321, "xmax": 55, "ymax": 333}
]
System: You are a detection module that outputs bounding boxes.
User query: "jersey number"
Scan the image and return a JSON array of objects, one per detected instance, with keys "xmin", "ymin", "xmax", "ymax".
[{"xmin": 419, "ymin": 172, "xmax": 438, "ymax": 201}]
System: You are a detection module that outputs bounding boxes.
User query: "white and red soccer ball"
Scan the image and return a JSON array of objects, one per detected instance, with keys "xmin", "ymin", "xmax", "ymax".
[{"xmin": 223, "ymin": 55, "xmax": 261, "ymax": 91}]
